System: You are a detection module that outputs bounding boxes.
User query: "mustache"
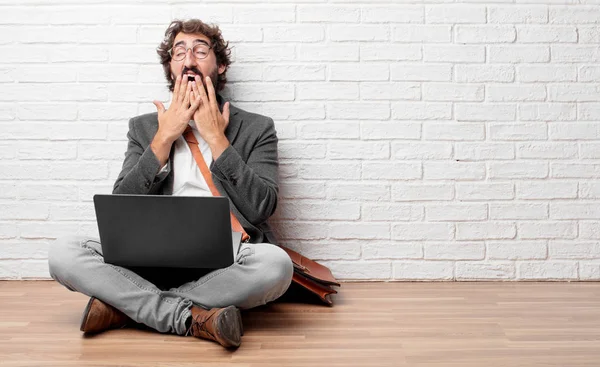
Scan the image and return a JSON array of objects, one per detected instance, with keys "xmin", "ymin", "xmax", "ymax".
[{"xmin": 182, "ymin": 67, "xmax": 204, "ymax": 80}]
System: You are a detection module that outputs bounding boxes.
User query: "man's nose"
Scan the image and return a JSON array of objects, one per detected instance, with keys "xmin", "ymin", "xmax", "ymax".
[{"xmin": 184, "ymin": 49, "xmax": 198, "ymax": 68}]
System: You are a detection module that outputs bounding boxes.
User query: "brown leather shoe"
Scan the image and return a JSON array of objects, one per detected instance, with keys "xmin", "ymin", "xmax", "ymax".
[
  {"xmin": 185, "ymin": 305, "xmax": 243, "ymax": 348},
  {"xmin": 80, "ymin": 297, "xmax": 131, "ymax": 334}
]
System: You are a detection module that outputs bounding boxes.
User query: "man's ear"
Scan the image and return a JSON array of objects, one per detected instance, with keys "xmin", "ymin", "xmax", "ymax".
[{"xmin": 218, "ymin": 64, "xmax": 226, "ymax": 74}]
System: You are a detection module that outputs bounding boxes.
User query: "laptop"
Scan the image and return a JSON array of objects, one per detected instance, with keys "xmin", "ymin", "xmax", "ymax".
[{"xmin": 93, "ymin": 194, "xmax": 243, "ymax": 270}]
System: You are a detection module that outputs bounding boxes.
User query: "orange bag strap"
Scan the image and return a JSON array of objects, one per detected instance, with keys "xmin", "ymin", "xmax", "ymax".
[{"xmin": 183, "ymin": 126, "xmax": 250, "ymax": 242}]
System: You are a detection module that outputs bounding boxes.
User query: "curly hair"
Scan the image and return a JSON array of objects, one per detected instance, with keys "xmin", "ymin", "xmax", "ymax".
[{"xmin": 156, "ymin": 19, "xmax": 232, "ymax": 92}]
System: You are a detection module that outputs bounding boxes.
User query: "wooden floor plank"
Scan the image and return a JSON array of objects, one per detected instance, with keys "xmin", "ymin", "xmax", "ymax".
[{"xmin": 1, "ymin": 281, "xmax": 599, "ymax": 366}]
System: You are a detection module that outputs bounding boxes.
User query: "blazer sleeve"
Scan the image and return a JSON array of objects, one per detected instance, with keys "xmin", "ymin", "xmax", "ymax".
[
  {"xmin": 112, "ymin": 117, "xmax": 169, "ymax": 195},
  {"xmin": 210, "ymin": 118, "xmax": 279, "ymax": 227}
]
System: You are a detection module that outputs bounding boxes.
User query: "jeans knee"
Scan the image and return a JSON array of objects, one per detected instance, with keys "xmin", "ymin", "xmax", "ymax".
[
  {"xmin": 256, "ymin": 244, "xmax": 294, "ymax": 296},
  {"xmin": 48, "ymin": 236, "xmax": 85, "ymax": 286}
]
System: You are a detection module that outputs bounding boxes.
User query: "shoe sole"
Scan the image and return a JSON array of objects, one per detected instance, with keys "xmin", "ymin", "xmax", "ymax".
[
  {"xmin": 80, "ymin": 297, "xmax": 97, "ymax": 333},
  {"xmin": 216, "ymin": 306, "xmax": 243, "ymax": 348}
]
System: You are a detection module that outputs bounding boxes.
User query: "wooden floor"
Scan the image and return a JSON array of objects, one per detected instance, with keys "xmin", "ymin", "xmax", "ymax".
[{"xmin": 1, "ymin": 281, "xmax": 600, "ymax": 367}]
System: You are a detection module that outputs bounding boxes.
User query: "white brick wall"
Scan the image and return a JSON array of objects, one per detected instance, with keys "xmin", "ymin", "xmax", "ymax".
[{"xmin": 1, "ymin": 1, "xmax": 599, "ymax": 281}]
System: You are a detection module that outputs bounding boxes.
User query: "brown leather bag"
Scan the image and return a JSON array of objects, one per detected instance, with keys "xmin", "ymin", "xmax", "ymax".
[
  {"xmin": 184, "ymin": 127, "xmax": 340, "ymax": 305},
  {"xmin": 278, "ymin": 246, "xmax": 340, "ymax": 305}
]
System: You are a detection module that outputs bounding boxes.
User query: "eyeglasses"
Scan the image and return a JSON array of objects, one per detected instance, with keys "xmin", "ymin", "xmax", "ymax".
[{"xmin": 168, "ymin": 43, "xmax": 213, "ymax": 62}]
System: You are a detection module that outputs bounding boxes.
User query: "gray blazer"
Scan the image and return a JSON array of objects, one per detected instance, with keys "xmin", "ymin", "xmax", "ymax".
[{"xmin": 112, "ymin": 100, "xmax": 280, "ymax": 245}]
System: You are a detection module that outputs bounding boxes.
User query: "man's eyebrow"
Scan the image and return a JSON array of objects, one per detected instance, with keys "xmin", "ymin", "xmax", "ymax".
[{"xmin": 173, "ymin": 39, "xmax": 210, "ymax": 48}]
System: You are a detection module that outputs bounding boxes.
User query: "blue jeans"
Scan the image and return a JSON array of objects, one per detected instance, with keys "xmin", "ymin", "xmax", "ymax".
[{"xmin": 48, "ymin": 236, "xmax": 294, "ymax": 335}]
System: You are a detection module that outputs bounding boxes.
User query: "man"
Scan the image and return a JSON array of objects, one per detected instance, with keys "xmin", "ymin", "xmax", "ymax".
[{"xmin": 48, "ymin": 19, "xmax": 294, "ymax": 349}]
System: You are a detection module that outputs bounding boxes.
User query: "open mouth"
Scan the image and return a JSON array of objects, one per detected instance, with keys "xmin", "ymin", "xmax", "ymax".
[{"xmin": 184, "ymin": 72, "xmax": 199, "ymax": 82}]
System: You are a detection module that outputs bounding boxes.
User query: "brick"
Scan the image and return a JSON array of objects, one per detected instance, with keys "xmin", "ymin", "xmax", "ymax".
[
  {"xmin": 422, "ymin": 83, "xmax": 484, "ymax": 102},
  {"xmin": 423, "ymin": 123, "xmax": 484, "ymax": 141},
  {"xmin": 580, "ymin": 182, "xmax": 600, "ymax": 198},
  {"xmin": 487, "ymin": 241, "xmax": 547, "ymax": 260},
  {"xmin": 18, "ymin": 142, "xmax": 77, "ymax": 160},
  {"xmin": 516, "ymin": 142, "xmax": 578, "ymax": 159},
  {"xmin": 455, "ymin": 143, "xmax": 515, "ymax": 160},
  {"xmin": 328, "ymin": 141, "xmax": 389, "ymax": 160},
  {"xmin": 299, "ymin": 44, "xmax": 359, "ymax": 62},
  {"xmin": 426, "ymin": 5, "xmax": 486, "ymax": 24},
  {"xmin": 236, "ymin": 102, "xmax": 325, "ymax": 120},
  {"xmin": 518, "ymin": 65, "xmax": 577, "ymax": 82},
  {"xmin": 489, "ymin": 46, "xmax": 550, "ymax": 63},
  {"xmin": 263, "ymin": 25, "xmax": 324, "ymax": 43},
  {"xmin": 517, "ymin": 181, "xmax": 577, "ymax": 199},
  {"xmin": 490, "ymin": 203, "xmax": 548, "ymax": 220},
  {"xmin": 580, "ymin": 262, "xmax": 600, "ymax": 280},
  {"xmin": 274, "ymin": 201, "xmax": 360, "ymax": 221},
  {"xmin": 393, "ymin": 261, "xmax": 454, "ymax": 280},
  {"xmin": 330, "ymin": 222, "xmax": 390, "ymax": 240},
  {"xmin": 392, "ymin": 102, "xmax": 452, "ymax": 120},
  {"xmin": 552, "ymin": 46, "xmax": 600, "ymax": 63},
  {"xmin": 490, "ymin": 123, "xmax": 547, "ymax": 141},
  {"xmin": 518, "ymin": 103, "xmax": 576, "ymax": 121},
  {"xmin": 551, "ymin": 203, "xmax": 600, "ymax": 219},
  {"xmin": 299, "ymin": 162, "xmax": 361, "ymax": 180},
  {"xmin": 487, "ymin": 84, "xmax": 546, "ymax": 102},
  {"xmin": 489, "ymin": 6, "xmax": 548, "ymax": 24},
  {"xmin": 549, "ymin": 242, "xmax": 600, "ymax": 260},
  {"xmin": 233, "ymin": 5, "xmax": 295, "ymax": 24},
  {"xmin": 392, "ymin": 142, "xmax": 452, "ymax": 160},
  {"xmin": 456, "ymin": 262, "xmax": 515, "ymax": 280},
  {"xmin": 264, "ymin": 65, "xmax": 325, "ymax": 82},
  {"xmin": 549, "ymin": 6, "xmax": 600, "ymax": 24},
  {"xmin": 363, "ymin": 242, "xmax": 422, "ymax": 260},
  {"xmin": 362, "ymin": 203, "xmax": 423, "ymax": 222},
  {"xmin": 519, "ymin": 221, "xmax": 577, "ymax": 239},
  {"xmin": 455, "ymin": 65, "xmax": 515, "ymax": 83},
  {"xmin": 271, "ymin": 221, "xmax": 328, "ymax": 241},
  {"xmin": 0, "ymin": 203, "xmax": 49, "ymax": 220},
  {"xmin": 424, "ymin": 162, "xmax": 485, "ymax": 180},
  {"xmin": 393, "ymin": 25, "xmax": 451, "ymax": 43},
  {"xmin": 423, "ymin": 45, "xmax": 485, "ymax": 63},
  {"xmin": 330, "ymin": 25, "xmax": 389, "ymax": 42},
  {"xmin": 362, "ymin": 162, "xmax": 421, "ymax": 180},
  {"xmin": 489, "ymin": 162, "xmax": 548, "ymax": 179},
  {"xmin": 298, "ymin": 121, "xmax": 359, "ymax": 139},
  {"xmin": 328, "ymin": 183, "xmax": 390, "ymax": 201},
  {"xmin": 549, "ymin": 123, "xmax": 600, "ymax": 140},
  {"xmin": 518, "ymin": 261, "xmax": 578, "ymax": 280},
  {"xmin": 581, "ymin": 221, "xmax": 600, "ymax": 239},
  {"xmin": 392, "ymin": 184, "xmax": 454, "ymax": 201},
  {"xmin": 391, "ymin": 64, "xmax": 451, "ymax": 82},
  {"xmin": 297, "ymin": 5, "xmax": 360, "ymax": 22},
  {"xmin": 393, "ymin": 223, "xmax": 454, "ymax": 241},
  {"xmin": 426, "ymin": 204, "xmax": 487, "ymax": 221},
  {"xmin": 361, "ymin": 43, "xmax": 421, "ymax": 61},
  {"xmin": 455, "ymin": 26, "xmax": 516, "ymax": 43},
  {"xmin": 456, "ymin": 222, "xmax": 516, "ymax": 240},
  {"xmin": 455, "ymin": 104, "xmax": 516, "ymax": 121},
  {"xmin": 228, "ymin": 83, "xmax": 294, "ymax": 102},
  {"xmin": 425, "ymin": 242, "xmax": 485, "ymax": 260},
  {"xmin": 360, "ymin": 82, "xmax": 420, "ymax": 100},
  {"xmin": 551, "ymin": 163, "xmax": 600, "ymax": 178},
  {"xmin": 329, "ymin": 102, "xmax": 390, "ymax": 120},
  {"xmin": 297, "ymin": 82, "xmax": 359, "ymax": 101},
  {"xmin": 517, "ymin": 26, "xmax": 577, "ymax": 43},
  {"xmin": 360, "ymin": 121, "xmax": 421, "ymax": 141},
  {"xmin": 456, "ymin": 183, "xmax": 514, "ymax": 201},
  {"xmin": 329, "ymin": 63, "xmax": 388, "ymax": 81},
  {"xmin": 362, "ymin": 6, "xmax": 424, "ymax": 23}
]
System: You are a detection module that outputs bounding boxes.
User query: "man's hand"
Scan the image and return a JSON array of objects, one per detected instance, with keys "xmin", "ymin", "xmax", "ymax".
[
  {"xmin": 190, "ymin": 75, "xmax": 231, "ymax": 160},
  {"xmin": 152, "ymin": 74, "xmax": 202, "ymax": 145}
]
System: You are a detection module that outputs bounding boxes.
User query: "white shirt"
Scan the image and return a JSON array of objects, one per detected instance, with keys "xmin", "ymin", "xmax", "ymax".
[{"xmin": 157, "ymin": 121, "xmax": 212, "ymax": 196}]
